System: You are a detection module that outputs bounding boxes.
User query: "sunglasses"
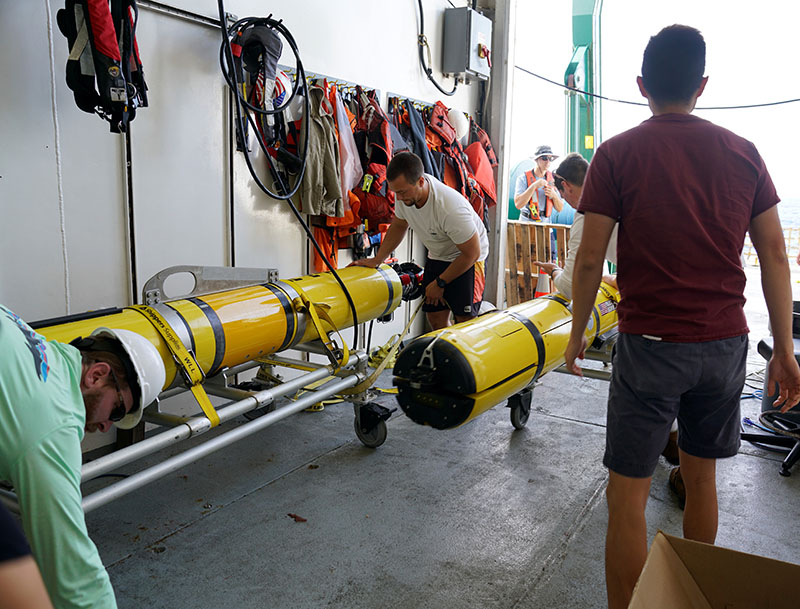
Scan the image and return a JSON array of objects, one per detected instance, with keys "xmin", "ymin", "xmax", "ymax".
[
  {"xmin": 107, "ymin": 367, "xmax": 128, "ymax": 422},
  {"xmin": 538, "ymin": 156, "xmax": 555, "ymax": 162}
]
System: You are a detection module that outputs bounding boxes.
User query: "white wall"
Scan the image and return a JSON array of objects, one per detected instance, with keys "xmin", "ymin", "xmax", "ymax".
[
  {"xmin": 0, "ymin": 1, "xmax": 492, "ymax": 450},
  {"xmin": 0, "ymin": 1, "xmax": 130, "ymax": 318},
  {"xmin": 1, "ymin": 0, "xmax": 481, "ymax": 314}
]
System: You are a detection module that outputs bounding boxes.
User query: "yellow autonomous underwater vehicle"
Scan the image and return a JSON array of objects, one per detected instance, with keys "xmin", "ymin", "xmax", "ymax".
[
  {"xmin": 36, "ymin": 264, "xmax": 421, "ymax": 392},
  {"xmin": 393, "ymin": 284, "xmax": 620, "ymax": 430}
]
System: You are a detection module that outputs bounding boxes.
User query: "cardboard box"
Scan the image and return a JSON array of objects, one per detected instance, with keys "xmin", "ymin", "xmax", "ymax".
[{"xmin": 628, "ymin": 531, "xmax": 800, "ymax": 609}]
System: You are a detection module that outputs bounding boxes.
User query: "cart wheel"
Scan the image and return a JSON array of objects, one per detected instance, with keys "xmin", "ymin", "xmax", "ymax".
[
  {"xmin": 354, "ymin": 417, "xmax": 387, "ymax": 448},
  {"xmin": 507, "ymin": 388, "xmax": 533, "ymax": 430},
  {"xmin": 510, "ymin": 405, "xmax": 529, "ymax": 430}
]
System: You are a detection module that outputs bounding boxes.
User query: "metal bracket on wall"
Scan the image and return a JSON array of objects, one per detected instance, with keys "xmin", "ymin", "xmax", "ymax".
[
  {"xmin": 137, "ymin": 1, "xmax": 227, "ymax": 30},
  {"xmin": 278, "ymin": 65, "xmax": 380, "ymax": 100},
  {"xmin": 386, "ymin": 93, "xmax": 435, "ymax": 112},
  {"xmin": 142, "ymin": 265, "xmax": 280, "ymax": 304}
]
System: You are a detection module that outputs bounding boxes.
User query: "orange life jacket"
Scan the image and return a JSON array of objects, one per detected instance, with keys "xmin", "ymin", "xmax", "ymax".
[
  {"xmin": 465, "ymin": 141, "xmax": 496, "ymax": 207},
  {"xmin": 427, "ymin": 102, "xmax": 485, "ymax": 221},
  {"xmin": 524, "ymin": 169, "xmax": 554, "ymax": 221}
]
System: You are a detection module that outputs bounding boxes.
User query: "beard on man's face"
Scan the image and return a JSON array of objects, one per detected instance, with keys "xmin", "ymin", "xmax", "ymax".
[{"xmin": 82, "ymin": 387, "xmax": 106, "ymax": 432}]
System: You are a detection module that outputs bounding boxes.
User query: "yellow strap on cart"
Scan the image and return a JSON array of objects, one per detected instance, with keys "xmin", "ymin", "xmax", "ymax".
[
  {"xmin": 127, "ymin": 305, "xmax": 221, "ymax": 427},
  {"xmin": 340, "ymin": 300, "xmax": 424, "ymax": 396},
  {"xmin": 290, "ymin": 291, "xmax": 350, "ymax": 372}
]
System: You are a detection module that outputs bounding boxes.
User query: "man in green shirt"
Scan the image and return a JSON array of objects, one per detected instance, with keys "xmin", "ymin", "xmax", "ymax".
[{"xmin": 0, "ymin": 305, "xmax": 165, "ymax": 609}]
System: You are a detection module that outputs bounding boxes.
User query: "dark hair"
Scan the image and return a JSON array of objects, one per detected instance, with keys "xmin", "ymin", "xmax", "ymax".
[
  {"xmin": 555, "ymin": 153, "xmax": 589, "ymax": 188},
  {"xmin": 641, "ymin": 25, "xmax": 705, "ymax": 105},
  {"xmin": 73, "ymin": 337, "xmax": 138, "ymax": 410},
  {"xmin": 81, "ymin": 350, "xmax": 133, "ymax": 391},
  {"xmin": 386, "ymin": 151, "xmax": 424, "ymax": 184}
]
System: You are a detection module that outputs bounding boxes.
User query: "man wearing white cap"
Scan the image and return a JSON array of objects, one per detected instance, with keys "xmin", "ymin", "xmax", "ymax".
[
  {"xmin": 0, "ymin": 305, "xmax": 166, "ymax": 608},
  {"xmin": 513, "ymin": 145, "xmax": 564, "ymax": 222}
]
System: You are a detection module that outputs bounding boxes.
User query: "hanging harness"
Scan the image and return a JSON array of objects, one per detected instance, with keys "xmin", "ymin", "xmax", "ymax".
[
  {"xmin": 389, "ymin": 98, "xmax": 440, "ymax": 181},
  {"xmin": 57, "ymin": 0, "xmax": 148, "ymax": 133},
  {"xmin": 230, "ymin": 22, "xmax": 283, "ymax": 149},
  {"xmin": 524, "ymin": 169, "xmax": 554, "ymax": 221},
  {"xmin": 351, "ymin": 87, "xmax": 408, "ymax": 228}
]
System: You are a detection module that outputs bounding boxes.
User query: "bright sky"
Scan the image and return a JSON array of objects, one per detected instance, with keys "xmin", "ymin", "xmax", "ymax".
[{"xmin": 512, "ymin": 1, "xmax": 800, "ymax": 199}]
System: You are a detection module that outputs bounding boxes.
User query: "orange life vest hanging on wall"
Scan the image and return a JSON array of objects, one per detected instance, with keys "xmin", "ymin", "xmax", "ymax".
[{"xmin": 427, "ymin": 102, "xmax": 486, "ymax": 222}]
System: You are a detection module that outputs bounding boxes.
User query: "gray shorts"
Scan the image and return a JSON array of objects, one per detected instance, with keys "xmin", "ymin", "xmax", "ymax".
[{"xmin": 603, "ymin": 333, "xmax": 747, "ymax": 478}]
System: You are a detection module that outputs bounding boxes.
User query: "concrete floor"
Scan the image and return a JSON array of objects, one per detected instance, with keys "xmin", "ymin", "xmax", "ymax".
[{"xmin": 85, "ymin": 266, "xmax": 800, "ymax": 609}]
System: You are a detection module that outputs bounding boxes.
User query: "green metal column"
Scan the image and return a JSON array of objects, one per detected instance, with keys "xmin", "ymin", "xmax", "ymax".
[{"xmin": 564, "ymin": 0, "xmax": 602, "ymax": 160}]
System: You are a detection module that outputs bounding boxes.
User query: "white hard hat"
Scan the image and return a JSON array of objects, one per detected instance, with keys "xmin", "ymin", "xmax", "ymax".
[
  {"xmin": 447, "ymin": 107, "xmax": 470, "ymax": 141},
  {"xmin": 90, "ymin": 327, "xmax": 167, "ymax": 430}
]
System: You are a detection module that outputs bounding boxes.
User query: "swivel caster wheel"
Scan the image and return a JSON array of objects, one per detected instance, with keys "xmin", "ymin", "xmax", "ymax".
[
  {"xmin": 354, "ymin": 417, "xmax": 388, "ymax": 448},
  {"xmin": 354, "ymin": 402, "xmax": 395, "ymax": 448},
  {"xmin": 507, "ymin": 388, "xmax": 533, "ymax": 430},
  {"xmin": 510, "ymin": 405, "xmax": 530, "ymax": 430}
]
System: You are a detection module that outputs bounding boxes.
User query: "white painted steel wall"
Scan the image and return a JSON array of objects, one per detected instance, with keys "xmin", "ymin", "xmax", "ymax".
[
  {"xmin": 0, "ymin": 1, "xmax": 495, "ymax": 450},
  {"xmin": 1, "ymin": 0, "xmax": 480, "ymax": 314},
  {"xmin": 0, "ymin": 1, "xmax": 130, "ymax": 318}
]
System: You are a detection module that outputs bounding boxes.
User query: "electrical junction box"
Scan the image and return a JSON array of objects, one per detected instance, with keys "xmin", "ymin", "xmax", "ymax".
[{"xmin": 442, "ymin": 7, "xmax": 492, "ymax": 82}]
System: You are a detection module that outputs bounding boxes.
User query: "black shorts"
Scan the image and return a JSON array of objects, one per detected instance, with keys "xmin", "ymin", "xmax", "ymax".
[
  {"xmin": 422, "ymin": 258, "xmax": 485, "ymax": 317},
  {"xmin": 604, "ymin": 333, "xmax": 747, "ymax": 478},
  {"xmin": 0, "ymin": 502, "xmax": 30, "ymax": 562}
]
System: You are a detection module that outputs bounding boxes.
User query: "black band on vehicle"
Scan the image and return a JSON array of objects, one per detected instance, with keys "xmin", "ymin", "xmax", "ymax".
[
  {"xmin": 187, "ymin": 298, "xmax": 225, "ymax": 375},
  {"xmin": 376, "ymin": 265, "xmax": 396, "ymax": 318},
  {"xmin": 506, "ymin": 310, "xmax": 546, "ymax": 382},
  {"xmin": 261, "ymin": 283, "xmax": 296, "ymax": 351}
]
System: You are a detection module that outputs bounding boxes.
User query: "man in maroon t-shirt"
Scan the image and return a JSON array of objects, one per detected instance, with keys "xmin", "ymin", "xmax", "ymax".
[{"xmin": 564, "ymin": 25, "xmax": 800, "ymax": 609}]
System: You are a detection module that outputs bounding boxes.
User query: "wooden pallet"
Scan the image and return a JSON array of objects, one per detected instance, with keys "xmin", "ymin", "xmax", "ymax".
[{"xmin": 505, "ymin": 221, "xmax": 571, "ymax": 305}]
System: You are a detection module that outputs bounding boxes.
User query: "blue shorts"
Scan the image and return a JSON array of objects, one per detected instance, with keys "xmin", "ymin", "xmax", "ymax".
[{"xmin": 604, "ymin": 333, "xmax": 747, "ymax": 478}]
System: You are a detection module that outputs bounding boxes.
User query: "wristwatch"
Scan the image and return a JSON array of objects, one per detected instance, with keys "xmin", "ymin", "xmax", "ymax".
[{"xmin": 435, "ymin": 277, "xmax": 447, "ymax": 289}]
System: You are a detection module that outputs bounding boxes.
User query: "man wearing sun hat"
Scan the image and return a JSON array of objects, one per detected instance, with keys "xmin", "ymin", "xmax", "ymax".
[
  {"xmin": 513, "ymin": 144, "xmax": 564, "ymax": 222},
  {"xmin": 0, "ymin": 304, "xmax": 166, "ymax": 608}
]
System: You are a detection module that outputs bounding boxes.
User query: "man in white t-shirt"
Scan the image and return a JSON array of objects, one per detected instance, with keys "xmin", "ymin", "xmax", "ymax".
[{"xmin": 352, "ymin": 152, "xmax": 489, "ymax": 330}]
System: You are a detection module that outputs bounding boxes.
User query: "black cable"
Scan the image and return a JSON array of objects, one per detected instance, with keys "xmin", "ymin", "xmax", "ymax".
[
  {"xmin": 217, "ymin": 18, "xmax": 304, "ymax": 119},
  {"xmin": 515, "ymin": 64, "xmax": 800, "ymax": 111},
  {"xmin": 216, "ymin": 2, "xmax": 359, "ymax": 345},
  {"xmin": 218, "ymin": 15, "xmax": 308, "ymax": 200},
  {"xmin": 517, "ymin": 65, "xmax": 647, "ymax": 107},
  {"xmin": 366, "ymin": 319, "xmax": 375, "ymax": 357},
  {"xmin": 476, "ymin": 79, "xmax": 487, "ymax": 128},
  {"xmin": 417, "ymin": 0, "xmax": 457, "ymax": 96}
]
